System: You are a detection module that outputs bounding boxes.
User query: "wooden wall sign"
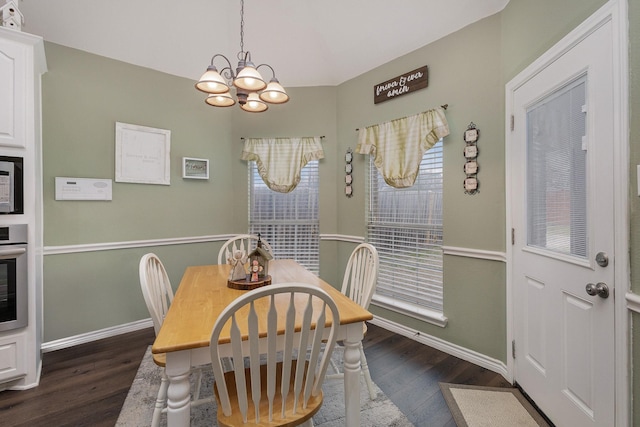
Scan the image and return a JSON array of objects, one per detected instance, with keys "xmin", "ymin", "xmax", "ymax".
[{"xmin": 374, "ymin": 66, "xmax": 428, "ymax": 104}]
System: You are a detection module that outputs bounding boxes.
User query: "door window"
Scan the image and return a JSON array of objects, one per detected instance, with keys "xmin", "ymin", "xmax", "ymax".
[{"xmin": 527, "ymin": 76, "xmax": 587, "ymax": 259}]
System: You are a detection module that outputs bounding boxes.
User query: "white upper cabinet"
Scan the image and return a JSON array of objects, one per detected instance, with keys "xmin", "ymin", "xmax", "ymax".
[
  {"xmin": 0, "ymin": 28, "xmax": 46, "ymax": 151},
  {"xmin": 0, "ymin": 37, "xmax": 26, "ymax": 147}
]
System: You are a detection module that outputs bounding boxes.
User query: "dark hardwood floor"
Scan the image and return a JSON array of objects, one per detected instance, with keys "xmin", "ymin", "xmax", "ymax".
[
  {"xmin": 362, "ymin": 324, "xmax": 511, "ymax": 426},
  {"xmin": 0, "ymin": 323, "xmax": 510, "ymax": 426},
  {"xmin": 0, "ymin": 328, "xmax": 156, "ymax": 427}
]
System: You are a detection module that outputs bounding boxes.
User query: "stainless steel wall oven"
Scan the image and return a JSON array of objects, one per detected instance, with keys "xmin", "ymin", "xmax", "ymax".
[{"xmin": 0, "ymin": 224, "xmax": 27, "ymax": 332}]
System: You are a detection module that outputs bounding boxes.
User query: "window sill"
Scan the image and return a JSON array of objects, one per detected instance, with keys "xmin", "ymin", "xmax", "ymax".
[{"xmin": 371, "ymin": 295, "xmax": 448, "ymax": 328}]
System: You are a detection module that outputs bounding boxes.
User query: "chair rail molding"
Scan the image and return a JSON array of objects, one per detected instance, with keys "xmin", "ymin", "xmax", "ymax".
[
  {"xmin": 442, "ymin": 246, "xmax": 507, "ymax": 262},
  {"xmin": 625, "ymin": 292, "xmax": 640, "ymax": 314},
  {"xmin": 43, "ymin": 234, "xmax": 238, "ymax": 255},
  {"xmin": 319, "ymin": 233, "xmax": 365, "ymax": 243},
  {"xmin": 45, "ymin": 233, "xmax": 370, "ymax": 255}
]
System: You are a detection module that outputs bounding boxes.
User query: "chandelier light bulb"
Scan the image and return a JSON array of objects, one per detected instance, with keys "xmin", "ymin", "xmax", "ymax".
[
  {"xmin": 234, "ymin": 64, "xmax": 267, "ymax": 91},
  {"xmin": 259, "ymin": 79, "xmax": 289, "ymax": 104},
  {"xmin": 240, "ymin": 92, "xmax": 268, "ymax": 112},
  {"xmin": 205, "ymin": 92, "xmax": 236, "ymax": 107},
  {"xmin": 195, "ymin": 65, "xmax": 230, "ymax": 94}
]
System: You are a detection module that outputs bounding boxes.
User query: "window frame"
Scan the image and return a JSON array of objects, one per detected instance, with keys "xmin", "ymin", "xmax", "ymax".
[
  {"xmin": 248, "ymin": 160, "xmax": 321, "ymax": 275},
  {"xmin": 366, "ymin": 140, "xmax": 448, "ymax": 327}
]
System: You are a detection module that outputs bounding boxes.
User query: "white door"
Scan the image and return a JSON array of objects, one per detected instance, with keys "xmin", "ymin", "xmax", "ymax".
[{"xmin": 510, "ymin": 16, "xmax": 615, "ymax": 427}]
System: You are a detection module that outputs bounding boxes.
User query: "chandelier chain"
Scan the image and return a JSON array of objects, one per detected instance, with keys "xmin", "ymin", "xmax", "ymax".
[{"xmin": 239, "ymin": 0, "xmax": 245, "ymax": 58}]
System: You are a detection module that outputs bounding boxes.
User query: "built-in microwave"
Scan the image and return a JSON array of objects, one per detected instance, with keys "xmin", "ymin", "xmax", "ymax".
[{"xmin": 0, "ymin": 156, "xmax": 23, "ymax": 215}]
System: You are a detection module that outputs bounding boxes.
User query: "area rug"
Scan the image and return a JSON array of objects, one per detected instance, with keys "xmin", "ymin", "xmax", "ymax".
[
  {"xmin": 439, "ymin": 383, "xmax": 551, "ymax": 427},
  {"xmin": 117, "ymin": 346, "xmax": 414, "ymax": 426}
]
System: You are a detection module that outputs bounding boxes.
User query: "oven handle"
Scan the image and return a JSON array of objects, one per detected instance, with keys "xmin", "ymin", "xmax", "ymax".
[{"xmin": 0, "ymin": 247, "xmax": 26, "ymax": 259}]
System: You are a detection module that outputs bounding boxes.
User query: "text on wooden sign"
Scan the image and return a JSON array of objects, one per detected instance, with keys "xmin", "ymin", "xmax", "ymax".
[{"xmin": 374, "ymin": 66, "xmax": 429, "ymax": 104}]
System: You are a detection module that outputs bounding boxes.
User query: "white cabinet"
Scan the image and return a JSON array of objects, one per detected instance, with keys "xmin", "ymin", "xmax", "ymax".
[
  {"xmin": 0, "ymin": 332, "xmax": 26, "ymax": 383},
  {"xmin": 0, "ymin": 37, "xmax": 26, "ymax": 148},
  {"xmin": 0, "ymin": 27, "xmax": 46, "ymax": 391}
]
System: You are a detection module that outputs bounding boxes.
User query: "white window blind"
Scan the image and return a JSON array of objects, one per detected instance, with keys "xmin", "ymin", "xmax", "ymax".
[
  {"xmin": 367, "ymin": 140, "xmax": 444, "ymax": 316},
  {"xmin": 249, "ymin": 160, "xmax": 320, "ymax": 274},
  {"xmin": 527, "ymin": 77, "xmax": 587, "ymax": 258}
]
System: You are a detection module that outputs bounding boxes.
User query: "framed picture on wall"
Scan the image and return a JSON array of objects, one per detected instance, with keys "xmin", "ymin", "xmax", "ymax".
[
  {"xmin": 115, "ymin": 122, "xmax": 171, "ymax": 185},
  {"xmin": 182, "ymin": 157, "xmax": 209, "ymax": 179}
]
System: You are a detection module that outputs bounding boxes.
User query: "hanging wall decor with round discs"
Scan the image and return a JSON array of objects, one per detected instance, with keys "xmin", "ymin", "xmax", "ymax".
[
  {"xmin": 345, "ymin": 147, "xmax": 353, "ymax": 197},
  {"xmin": 463, "ymin": 122, "xmax": 479, "ymax": 195}
]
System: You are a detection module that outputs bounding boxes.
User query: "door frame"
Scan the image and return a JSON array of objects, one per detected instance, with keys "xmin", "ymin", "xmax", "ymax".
[{"xmin": 505, "ymin": 0, "xmax": 629, "ymax": 425}]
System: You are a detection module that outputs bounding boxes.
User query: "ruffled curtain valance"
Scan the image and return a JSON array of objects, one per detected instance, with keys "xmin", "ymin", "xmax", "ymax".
[
  {"xmin": 356, "ymin": 107, "xmax": 449, "ymax": 188},
  {"xmin": 241, "ymin": 137, "xmax": 324, "ymax": 193}
]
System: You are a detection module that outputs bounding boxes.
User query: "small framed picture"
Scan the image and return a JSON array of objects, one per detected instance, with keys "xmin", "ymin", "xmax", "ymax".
[
  {"xmin": 345, "ymin": 185, "xmax": 353, "ymax": 197},
  {"xmin": 182, "ymin": 157, "xmax": 209, "ymax": 179},
  {"xmin": 464, "ymin": 160, "xmax": 478, "ymax": 175},
  {"xmin": 464, "ymin": 145, "xmax": 478, "ymax": 159},
  {"xmin": 345, "ymin": 149, "xmax": 353, "ymax": 163},
  {"xmin": 115, "ymin": 122, "xmax": 171, "ymax": 185},
  {"xmin": 464, "ymin": 128, "xmax": 479, "ymax": 143},
  {"xmin": 464, "ymin": 176, "xmax": 479, "ymax": 192}
]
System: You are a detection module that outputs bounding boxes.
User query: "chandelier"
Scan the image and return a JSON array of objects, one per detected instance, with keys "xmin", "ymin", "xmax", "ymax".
[{"xmin": 195, "ymin": 0, "xmax": 289, "ymax": 113}]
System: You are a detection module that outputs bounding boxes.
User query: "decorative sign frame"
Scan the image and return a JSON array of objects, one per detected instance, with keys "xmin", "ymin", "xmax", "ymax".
[
  {"xmin": 345, "ymin": 148, "xmax": 353, "ymax": 198},
  {"xmin": 374, "ymin": 66, "xmax": 429, "ymax": 104},
  {"xmin": 463, "ymin": 122, "xmax": 480, "ymax": 195},
  {"xmin": 182, "ymin": 157, "xmax": 209, "ymax": 179},
  {"xmin": 115, "ymin": 122, "xmax": 171, "ymax": 185}
]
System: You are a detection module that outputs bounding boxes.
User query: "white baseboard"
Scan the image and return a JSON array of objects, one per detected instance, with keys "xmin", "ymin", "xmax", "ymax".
[
  {"xmin": 369, "ymin": 316, "xmax": 511, "ymax": 382},
  {"xmin": 41, "ymin": 319, "xmax": 154, "ymax": 352},
  {"xmin": 41, "ymin": 315, "xmax": 510, "ymax": 385}
]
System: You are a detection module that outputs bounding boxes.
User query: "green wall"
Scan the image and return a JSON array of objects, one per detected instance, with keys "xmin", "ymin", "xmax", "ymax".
[
  {"xmin": 336, "ymin": 13, "xmax": 506, "ymax": 360},
  {"xmin": 43, "ymin": 42, "xmax": 235, "ymax": 244},
  {"xmin": 41, "ymin": 43, "xmax": 340, "ymax": 341},
  {"xmin": 501, "ymin": 0, "xmax": 608, "ymax": 81},
  {"xmin": 40, "ymin": 3, "xmax": 637, "ymax": 422},
  {"xmin": 42, "ymin": 42, "xmax": 234, "ymax": 339}
]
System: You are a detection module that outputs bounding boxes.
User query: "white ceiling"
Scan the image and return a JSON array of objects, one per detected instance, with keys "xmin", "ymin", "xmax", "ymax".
[{"xmin": 17, "ymin": 0, "xmax": 509, "ymax": 88}]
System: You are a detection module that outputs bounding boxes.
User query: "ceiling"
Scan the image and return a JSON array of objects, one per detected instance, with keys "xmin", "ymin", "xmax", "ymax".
[{"xmin": 17, "ymin": 0, "xmax": 509, "ymax": 88}]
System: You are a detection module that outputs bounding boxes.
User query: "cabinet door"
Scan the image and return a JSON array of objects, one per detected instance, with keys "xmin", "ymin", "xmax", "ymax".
[
  {"xmin": 0, "ymin": 332, "xmax": 26, "ymax": 382},
  {"xmin": 0, "ymin": 39, "xmax": 26, "ymax": 148}
]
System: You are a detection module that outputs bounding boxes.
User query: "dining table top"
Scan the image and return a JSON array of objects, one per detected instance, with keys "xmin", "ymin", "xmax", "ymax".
[{"xmin": 152, "ymin": 259, "xmax": 373, "ymax": 355}]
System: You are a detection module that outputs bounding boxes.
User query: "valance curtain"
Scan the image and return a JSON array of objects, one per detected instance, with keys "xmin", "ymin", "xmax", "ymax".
[
  {"xmin": 241, "ymin": 137, "xmax": 324, "ymax": 193},
  {"xmin": 356, "ymin": 107, "xmax": 449, "ymax": 188}
]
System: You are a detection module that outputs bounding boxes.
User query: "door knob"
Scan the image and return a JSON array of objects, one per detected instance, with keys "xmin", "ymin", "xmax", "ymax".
[
  {"xmin": 595, "ymin": 252, "xmax": 609, "ymax": 267},
  {"xmin": 586, "ymin": 282, "xmax": 610, "ymax": 299}
]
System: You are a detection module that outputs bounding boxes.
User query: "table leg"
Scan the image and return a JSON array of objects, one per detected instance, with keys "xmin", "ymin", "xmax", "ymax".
[
  {"xmin": 342, "ymin": 322, "xmax": 364, "ymax": 427},
  {"xmin": 165, "ymin": 351, "xmax": 192, "ymax": 427}
]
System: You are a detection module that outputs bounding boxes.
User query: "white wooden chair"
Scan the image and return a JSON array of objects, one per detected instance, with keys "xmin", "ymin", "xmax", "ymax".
[
  {"xmin": 138, "ymin": 253, "xmax": 210, "ymax": 427},
  {"xmin": 218, "ymin": 234, "xmax": 274, "ymax": 265},
  {"xmin": 209, "ymin": 283, "xmax": 340, "ymax": 427},
  {"xmin": 326, "ymin": 243, "xmax": 379, "ymax": 400}
]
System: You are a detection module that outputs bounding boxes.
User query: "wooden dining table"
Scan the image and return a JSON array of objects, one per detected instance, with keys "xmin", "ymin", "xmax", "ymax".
[{"xmin": 152, "ymin": 259, "xmax": 373, "ymax": 426}]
